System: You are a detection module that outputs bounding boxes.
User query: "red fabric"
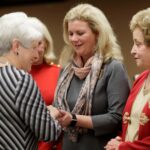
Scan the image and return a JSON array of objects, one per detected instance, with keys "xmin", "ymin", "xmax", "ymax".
[
  {"xmin": 38, "ymin": 141, "xmax": 62, "ymax": 150},
  {"xmin": 119, "ymin": 70, "xmax": 150, "ymax": 150},
  {"xmin": 30, "ymin": 63, "xmax": 62, "ymax": 150}
]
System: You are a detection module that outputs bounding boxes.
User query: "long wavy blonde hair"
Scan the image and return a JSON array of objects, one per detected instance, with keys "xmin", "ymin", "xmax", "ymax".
[{"xmin": 59, "ymin": 3, "xmax": 123, "ymax": 67}]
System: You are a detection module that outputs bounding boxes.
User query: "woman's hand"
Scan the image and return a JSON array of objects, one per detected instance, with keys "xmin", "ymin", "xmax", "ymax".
[
  {"xmin": 57, "ymin": 110, "xmax": 72, "ymax": 127},
  {"xmin": 47, "ymin": 105, "xmax": 62, "ymax": 119},
  {"xmin": 104, "ymin": 136, "xmax": 122, "ymax": 150}
]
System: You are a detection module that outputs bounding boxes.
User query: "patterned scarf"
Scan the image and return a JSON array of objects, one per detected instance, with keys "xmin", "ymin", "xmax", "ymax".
[{"xmin": 54, "ymin": 52, "xmax": 103, "ymax": 142}]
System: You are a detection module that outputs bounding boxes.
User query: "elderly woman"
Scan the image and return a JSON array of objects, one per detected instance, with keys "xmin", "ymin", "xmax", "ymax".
[
  {"xmin": 0, "ymin": 12, "xmax": 60, "ymax": 150},
  {"xmin": 53, "ymin": 3, "xmax": 130, "ymax": 150},
  {"xmin": 105, "ymin": 7, "xmax": 150, "ymax": 150},
  {"xmin": 28, "ymin": 17, "xmax": 61, "ymax": 150}
]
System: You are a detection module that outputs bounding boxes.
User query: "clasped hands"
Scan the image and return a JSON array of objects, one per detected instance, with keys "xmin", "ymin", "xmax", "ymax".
[{"xmin": 47, "ymin": 105, "xmax": 72, "ymax": 128}]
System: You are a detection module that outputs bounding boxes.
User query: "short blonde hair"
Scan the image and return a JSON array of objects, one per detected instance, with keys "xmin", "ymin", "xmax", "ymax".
[
  {"xmin": 28, "ymin": 17, "xmax": 56, "ymax": 64},
  {"xmin": 61, "ymin": 3, "xmax": 123, "ymax": 65},
  {"xmin": 130, "ymin": 7, "xmax": 150, "ymax": 47}
]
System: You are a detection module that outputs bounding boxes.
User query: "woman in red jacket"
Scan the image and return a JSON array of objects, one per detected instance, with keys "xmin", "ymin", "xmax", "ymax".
[
  {"xmin": 105, "ymin": 7, "xmax": 150, "ymax": 150},
  {"xmin": 29, "ymin": 17, "xmax": 62, "ymax": 150}
]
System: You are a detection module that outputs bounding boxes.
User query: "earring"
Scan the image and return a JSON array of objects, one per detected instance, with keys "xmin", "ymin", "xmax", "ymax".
[{"xmin": 16, "ymin": 50, "xmax": 19, "ymax": 55}]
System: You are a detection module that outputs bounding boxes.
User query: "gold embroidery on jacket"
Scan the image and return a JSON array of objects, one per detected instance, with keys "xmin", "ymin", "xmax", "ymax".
[{"xmin": 140, "ymin": 113, "xmax": 150, "ymax": 125}]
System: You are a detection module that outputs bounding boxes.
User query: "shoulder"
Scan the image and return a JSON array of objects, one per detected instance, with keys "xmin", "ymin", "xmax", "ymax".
[
  {"xmin": 138, "ymin": 70, "xmax": 149, "ymax": 78},
  {"xmin": 133, "ymin": 70, "xmax": 149, "ymax": 86},
  {"xmin": 2, "ymin": 65, "xmax": 33, "ymax": 85},
  {"xmin": 45, "ymin": 62, "xmax": 62, "ymax": 75},
  {"xmin": 50, "ymin": 62, "xmax": 61, "ymax": 69},
  {"xmin": 49, "ymin": 62, "xmax": 61, "ymax": 73},
  {"xmin": 7, "ymin": 65, "xmax": 26, "ymax": 78},
  {"xmin": 42, "ymin": 62, "xmax": 61, "ymax": 71},
  {"xmin": 102, "ymin": 59, "xmax": 130, "ymax": 83},
  {"xmin": 104, "ymin": 59, "xmax": 125, "ymax": 73}
]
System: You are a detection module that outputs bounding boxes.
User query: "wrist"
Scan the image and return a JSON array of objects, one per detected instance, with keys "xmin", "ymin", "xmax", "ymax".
[{"xmin": 69, "ymin": 113, "xmax": 77, "ymax": 127}]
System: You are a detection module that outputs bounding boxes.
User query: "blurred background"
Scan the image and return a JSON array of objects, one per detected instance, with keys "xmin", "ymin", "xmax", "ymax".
[{"xmin": 0, "ymin": 0, "xmax": 149, "ymax": 81}]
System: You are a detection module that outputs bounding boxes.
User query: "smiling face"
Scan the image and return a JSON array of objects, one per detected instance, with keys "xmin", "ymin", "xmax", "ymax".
[
  {"xmin": 131, "ymin": 27, "xmax": 150, "ymax": 69},
  {"xmin": 68, "ymin": 20, "xmax": 97, "ymax": 63},
  {"xmin": 32, "ymin": 39, "xmax": 48, "ymax": 65}
]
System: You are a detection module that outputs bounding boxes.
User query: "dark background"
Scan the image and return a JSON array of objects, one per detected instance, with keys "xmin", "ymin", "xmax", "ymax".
[
  {"xmin": 0, "ymin": 0, "xmax": 63, "ymax": 6},
  {"xmin": 0, "ymin": 0, "xmax": 149, "ymax": 80}
]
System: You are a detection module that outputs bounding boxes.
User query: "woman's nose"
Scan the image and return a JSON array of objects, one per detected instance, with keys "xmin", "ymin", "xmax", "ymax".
[
  {"xmin": 37, "ymin": 44, "xmax": 45, "ymax": 52},
  {"xmin": 70, "ymin": 34, "xmax": 78, "ymax": 42},
  {"xmin": 131, "ymin": 45, "xmax": 136, "ymax": 55},
  {"xmin": 32, "ymin": 49, "xmax": 40, "ymax": 61}
]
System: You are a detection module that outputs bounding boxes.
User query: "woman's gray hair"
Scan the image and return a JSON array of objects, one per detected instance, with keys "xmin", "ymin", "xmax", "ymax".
[
  {"xmin": 0, "ymin": 12, "xmax": 43, "ymax": 55},
  {"xmin": 130, "ymin": 7, "xmax": 150, "ymax": 47},
  {"xmin": 61, "ymin": 3, "xmax": 123, "ymax": 65},
  {"xmin": 27, "ymin": 17, "xmax": 56, "ymax": 64}
]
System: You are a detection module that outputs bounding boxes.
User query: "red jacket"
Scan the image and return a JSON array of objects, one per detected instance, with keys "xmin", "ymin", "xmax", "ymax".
[
  {"xmin": 30, "ymin": 62, "xmax": 61, "ymax": 150},
  {"xmin": 119, "ymin": 70, "xmax": 150, "ymax": 150}
]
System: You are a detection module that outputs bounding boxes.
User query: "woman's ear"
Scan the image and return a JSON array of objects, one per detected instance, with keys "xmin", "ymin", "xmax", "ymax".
[
  {"xmin": 12, "ymin": 39, "xmax": 20, "ymax": 54},
  {"xmin": 95, "ymin": 31, "xmax": 99, "ymax": 41}
]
